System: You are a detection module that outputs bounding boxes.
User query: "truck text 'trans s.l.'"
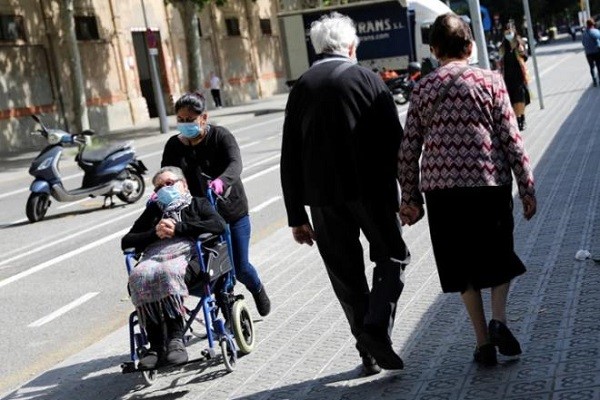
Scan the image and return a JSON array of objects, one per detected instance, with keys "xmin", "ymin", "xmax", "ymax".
[{"xmin": 277, "ymin": 0, "xmax": 453, "ymax": 83}]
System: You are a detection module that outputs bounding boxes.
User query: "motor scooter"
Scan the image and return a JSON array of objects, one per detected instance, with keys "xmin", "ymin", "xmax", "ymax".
[
  {"xmin": 386, "ymin": 61, "xmax": 422, "ymax": 105},
  {"xmin": 26, "ymin": 115, "xmax": 147, "ymax": 223}
]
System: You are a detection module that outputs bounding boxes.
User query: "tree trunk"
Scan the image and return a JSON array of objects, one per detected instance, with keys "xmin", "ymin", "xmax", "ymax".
[
  {"xmin": 60, "ymin": 0, "xmax": 89, "ymax": 132},
  {"xmin": 177, "ymin": 1, "xmax": 203, "ymax": 92}
]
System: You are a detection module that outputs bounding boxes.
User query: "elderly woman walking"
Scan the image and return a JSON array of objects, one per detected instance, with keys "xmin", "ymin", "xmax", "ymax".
[{"xmin": 399, "ymin": 13, "xmax": 537, "ymax": 366}]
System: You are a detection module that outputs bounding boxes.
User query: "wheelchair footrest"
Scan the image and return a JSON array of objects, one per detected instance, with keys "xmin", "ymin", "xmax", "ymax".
[{"xmin": 121, "ymin": 362, "xmax": 137, "ymax": 374}]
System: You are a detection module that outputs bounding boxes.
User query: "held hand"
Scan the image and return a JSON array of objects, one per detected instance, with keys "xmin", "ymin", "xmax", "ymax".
[
  {"xmin": 156, "ymin": 218, "xmax": 176, "ymax": 239},
  {"xmin": 522, "ymin": 195, "xmax": 537, "ymax": 220},
  {"xmin": 400, "ymin": 204, "xmax": 423, "ymax": 226},
  {"xmin": 292, "ymin": 223, "xmax": 316, "ymax": 246},
  {"xmin": 208, "ymin": 178, "xmax": 225, "ymax": 195}
]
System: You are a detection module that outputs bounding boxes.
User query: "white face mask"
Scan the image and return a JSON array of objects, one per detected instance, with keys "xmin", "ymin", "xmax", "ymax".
[{"xmin": 505, "ymin": 32, "xmax": 515, "ymax": 41}]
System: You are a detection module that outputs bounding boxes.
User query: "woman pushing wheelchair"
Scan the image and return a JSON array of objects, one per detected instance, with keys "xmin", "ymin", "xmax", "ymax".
[{"xmin": 121, "ymin": 166, "xmax": 226, "ymax": 370}]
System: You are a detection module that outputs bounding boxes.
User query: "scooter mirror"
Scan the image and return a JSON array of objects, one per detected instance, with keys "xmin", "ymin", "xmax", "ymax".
[{"xmin": 31, "ymin": 115, "xmax": 41, "ymax": 123}]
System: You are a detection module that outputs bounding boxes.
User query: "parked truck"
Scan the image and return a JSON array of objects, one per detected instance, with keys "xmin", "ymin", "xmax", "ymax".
[{"xmin": 277, "ymin": 0, "xmax": 456, "ymax": 83}]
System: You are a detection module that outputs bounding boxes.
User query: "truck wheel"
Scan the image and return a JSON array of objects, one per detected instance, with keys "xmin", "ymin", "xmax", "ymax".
[{"xmin": 26, "ymin": 193, "xmax": 51, "ymax": 223}]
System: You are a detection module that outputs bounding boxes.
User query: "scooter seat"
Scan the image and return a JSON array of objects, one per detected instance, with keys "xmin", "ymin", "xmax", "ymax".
[{"xmin": 80, "ymin": 141, "xmax": 133, "ymax": 163}]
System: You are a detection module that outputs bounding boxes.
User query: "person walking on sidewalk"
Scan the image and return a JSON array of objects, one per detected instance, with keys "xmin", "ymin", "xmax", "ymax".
[
  {"xmin": 399, "ymin": 13, "xmax": 537, "ymax": 367},
  {"xmin": 581, "ymin": 18, "xmax": 600, "ymax": 87},
  {"xmin": 209, "ymin": 71, "xmax": 223, "ymax": 108},
  {"xmin": 498, "ymin": 22, "xmax": 530, "ymax": 130},
  {"xmin": 161, "ymin": 91, "xmax": 271, "ymax": 317},
  {"xmin": 281, "ymin": 12, "xmax": 410, "ymax": 376},
  {"xmin": 122, "ymin": 167, "xmax": 227, "ymax": 369}
]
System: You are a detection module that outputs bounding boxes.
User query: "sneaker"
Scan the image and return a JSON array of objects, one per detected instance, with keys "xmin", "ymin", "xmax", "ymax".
[
  {"xmin": 165, "ymin": 338, "xmax": 188, "ymax": 365},
  {"xmin": 489, "ymin": 319, "xmax": 522, "ymax": 356},
  {"xmin": 252, "ymin": 286, "xmax": 271, "ymax": 317},
  {"xmin": 357, "ymin": 332, "xmax": 404, "ymax": 370},
  {"xmin": 356, "ymin": 343, "xmax": 381, "ymax": 376},
  {"xmin": 473, "ymin": 343, "xmax": 498, "ymax": 366}
]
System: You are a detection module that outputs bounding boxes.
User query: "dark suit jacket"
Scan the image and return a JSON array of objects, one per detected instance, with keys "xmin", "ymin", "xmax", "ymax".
[{"xmin": 281, "ymin": 54, "xmax": 404, "ymax": 227}]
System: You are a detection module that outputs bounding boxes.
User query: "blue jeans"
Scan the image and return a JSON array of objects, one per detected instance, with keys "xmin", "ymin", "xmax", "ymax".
[{"xmin": 229, "ymin": 215, "xmax": 262, "ymax": 293}]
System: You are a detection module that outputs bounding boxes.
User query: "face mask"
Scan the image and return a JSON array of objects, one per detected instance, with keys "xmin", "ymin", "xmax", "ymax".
[
  {"xmin": 505, "ymin": 33, "xmax": 515, "ymax": 41},
  {"xmin": 177, "ymin": 122, "xmax": 201, "ymax": 139},
  {"xmin": 156, "ymin": 185, "xmax": 181, "ymax": 207}
]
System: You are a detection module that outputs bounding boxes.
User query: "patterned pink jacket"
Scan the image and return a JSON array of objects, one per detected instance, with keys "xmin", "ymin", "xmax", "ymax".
[{"xmin": 399, "ymin": 61, "xmax": 535, "ymax": 206}]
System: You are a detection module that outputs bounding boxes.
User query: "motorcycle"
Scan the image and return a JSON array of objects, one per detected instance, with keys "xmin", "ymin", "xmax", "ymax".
[
  {"xmin": 26, "ymin": 115, "xmax": 147, "ymax": 223},
  {"xmin": 386, "ymin": 62, "xmax": 422, "ymax": 105}
]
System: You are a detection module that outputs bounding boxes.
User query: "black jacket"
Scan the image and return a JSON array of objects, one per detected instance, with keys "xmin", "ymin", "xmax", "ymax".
[
  {"xmin": 121, "ymin": 197, "xmax": 226, "ymax": 254},
  {"xmin": 281, "ymin": 54, "xmax": 404, "ymax": 227},
  {"xmin": 161, "ymin": 125, "xmax": 249, "ymax": 223}
]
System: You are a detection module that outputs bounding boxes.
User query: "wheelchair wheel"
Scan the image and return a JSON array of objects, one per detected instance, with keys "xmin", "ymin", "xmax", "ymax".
[
  {"xmin": 220, "ymin": 337, "xmax": 237, "ymax": 372},
  {"xmin": 231, "ymin": 300, "xmax": 255, "ymax": 354},
  {"xmin": 142, "ymin": 369, "xmax": 158, "ymax": 386}
]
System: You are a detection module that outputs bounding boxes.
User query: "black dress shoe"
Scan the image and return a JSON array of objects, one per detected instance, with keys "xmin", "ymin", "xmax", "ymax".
[
  {"xmin": 489, "ymin": 319, "xmax": 522, "ymax": 356},
  {"xmin": 361, "ymin": 353, "xmax": 382, "ymax": 376},
  {"xmin": 473, "ymin": 343, "xmax": 497, "ymax": 366},
  {"xmin": 356, "ymin": 343, "xmax": 381, "ymax": 376},
  {"xmin": 357, "ymin": 332, "xmax": 404, "ymax": 370}
]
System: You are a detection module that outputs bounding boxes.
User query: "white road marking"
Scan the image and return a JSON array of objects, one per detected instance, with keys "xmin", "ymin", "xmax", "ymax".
[
  {"xmin": 0, "ymin": 163, "xmax": 281, "ymax": 288},
  {"xmin": 250, "ymin": 196, "xmax": 282, "ymax": 213},
  {"xmin": 28, "ymin": 292, "xmax": 99, "ymax": 328},
  {"xmin": 0, "ymin": 207, "xmax": 145, "ymax": 269},
  {"xmin": 242, "ymin": 164, "xmax": 279, "ymax": 184},
  {"xmin": 245, "ymin": 154, "xmax": 280, "ymax": 169},
  {"xmin": 0, "ymin": 228, "xmax": 128, "ymax": 289}
]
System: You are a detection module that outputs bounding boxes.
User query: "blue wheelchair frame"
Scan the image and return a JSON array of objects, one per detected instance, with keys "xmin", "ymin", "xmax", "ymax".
[{"xmin": 121, "ymin": 189, "xmax": 252, "ymax": 382}]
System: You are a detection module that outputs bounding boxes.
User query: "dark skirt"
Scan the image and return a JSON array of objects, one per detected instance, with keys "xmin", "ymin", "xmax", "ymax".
[{"xmin": 425, "ymin": 185, "xmax": 526, "ymax": 293}]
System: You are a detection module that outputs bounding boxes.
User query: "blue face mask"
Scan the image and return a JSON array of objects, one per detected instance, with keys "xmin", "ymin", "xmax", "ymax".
[
  {"xmin": 177, "ymin": 122, "xmax": 201, "ymax": 139},
  {"xmin": 156, "ymin": 185, "xmax": 181, "ymax": 207}
]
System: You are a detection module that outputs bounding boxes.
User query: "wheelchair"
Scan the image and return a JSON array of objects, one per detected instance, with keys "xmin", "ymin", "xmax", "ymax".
[{"xmin": 120, "ymin": 191, "xmax": 256, "ymax": 386}]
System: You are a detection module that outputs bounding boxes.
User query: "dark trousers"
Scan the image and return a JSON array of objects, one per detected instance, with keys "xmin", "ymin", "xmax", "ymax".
[
  {"xmin": 211, "ymin": 89, "xmax": 222, "ymax": 107},
  {"xmin": 310, "ymin": 199, "xmax": 409, "ymax": 342},
  {"xmin": 585, "ymin": 52, "xmax": 600, "ymax": 82}
]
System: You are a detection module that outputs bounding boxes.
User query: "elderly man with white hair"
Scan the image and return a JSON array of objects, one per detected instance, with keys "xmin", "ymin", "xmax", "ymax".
[{"xmin": 280, "ymin": 12, "xmax": 411, "ymax": 375}]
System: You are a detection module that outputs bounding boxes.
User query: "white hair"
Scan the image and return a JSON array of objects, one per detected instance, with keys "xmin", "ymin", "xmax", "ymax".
[{"xmin": 310, "ymin": 12, "xmax": 360, "ymax": 56}]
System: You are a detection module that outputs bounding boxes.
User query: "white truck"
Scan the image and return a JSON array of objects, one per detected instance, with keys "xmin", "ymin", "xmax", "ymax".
[{"xmin": 277, "ymin": 0, "xmax": 457, "ymax": 82}]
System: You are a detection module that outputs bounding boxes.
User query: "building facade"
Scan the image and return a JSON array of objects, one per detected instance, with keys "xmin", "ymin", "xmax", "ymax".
[{"xmin": 0, "ymin": 0, "xmax": 286, "ymax": 154}]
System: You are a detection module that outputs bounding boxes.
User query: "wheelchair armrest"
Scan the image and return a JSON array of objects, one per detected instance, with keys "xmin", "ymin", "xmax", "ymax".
[{"xmin": 198, "ymin": 233, "xmax": 219, "ymax": 243}]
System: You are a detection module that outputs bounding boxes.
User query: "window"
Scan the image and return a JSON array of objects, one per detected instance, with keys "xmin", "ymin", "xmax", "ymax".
[
  {"xmin": 75, "ymin": 16, "xmax": 100, "ymax": 41},
  {"xmin": 259, "ymin": 18, "xmax": 272, "ymax": 35},
  {"xmin": 420, "ymin": 25, "xmax": 431, "ymax": 45},
  {"xmin": 0, "ymin": 15, "xmax": 26, "ymax": 42},
  {"xmin": 225, "ymin": 18, "xmax": 241, "ymax": 36},
  {"xmin": 197, "ymin": 18, "xmax": 203, "ymax": 37}
]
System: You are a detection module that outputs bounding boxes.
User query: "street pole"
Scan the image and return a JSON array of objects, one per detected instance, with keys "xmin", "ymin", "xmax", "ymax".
[
  {"xmin": 585, "ymin": 0, "xmax": 591, "ymax": 18},
  {"xmin": 140, "ymin": 0, "xmax": 169, "ymax": 134},
  {"xmin": 468, "ymin": 0, "xmax": 490, "ymax": 69},
  {"xmin": 522, "ymin": 0, "xmax": 544, "ymax": 109}
]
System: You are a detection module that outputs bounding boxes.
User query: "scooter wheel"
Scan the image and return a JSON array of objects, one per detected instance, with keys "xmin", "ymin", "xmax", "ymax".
[
  {"xmin": 117, "ymin": 171, "xmax": 145, "ymax": 204},
  {"xmin": 26, "ymin": 193, "xmax": 51, "ymax": 223}
]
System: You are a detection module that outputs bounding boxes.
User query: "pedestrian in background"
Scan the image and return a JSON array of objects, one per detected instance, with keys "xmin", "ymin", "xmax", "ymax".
[
  {"xmin": 209, "ymin": 71, "xmax": 223, "ymax": 108},
  {"xmin": 498, "ymin": 22, "xmax": 529, "ymax": 131},
  {"xmin": 581, "ymin": 18, "xmax": 600, "ymax": 87},
  {"xmin": 281, "ymin": 12, "xmax": 410, "ymax": 376},
  {"xmin": 399, "ymin": 13, "xmax": 537, "ymax": 367},
  {"xmin": 161, "ymin": 92, "xmax": 271, "ymax": 318}
]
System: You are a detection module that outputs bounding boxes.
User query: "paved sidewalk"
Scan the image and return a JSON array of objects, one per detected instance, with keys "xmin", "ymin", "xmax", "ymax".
[{"xmin": 3, "ymin": 39, "xmax": 600, "ymax": 400}]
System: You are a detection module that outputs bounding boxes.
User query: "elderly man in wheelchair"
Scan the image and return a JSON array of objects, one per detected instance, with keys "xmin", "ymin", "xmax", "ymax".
[{"xmin": 121, "ymin": 166, "xmax": 226, "ymax": 370}]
